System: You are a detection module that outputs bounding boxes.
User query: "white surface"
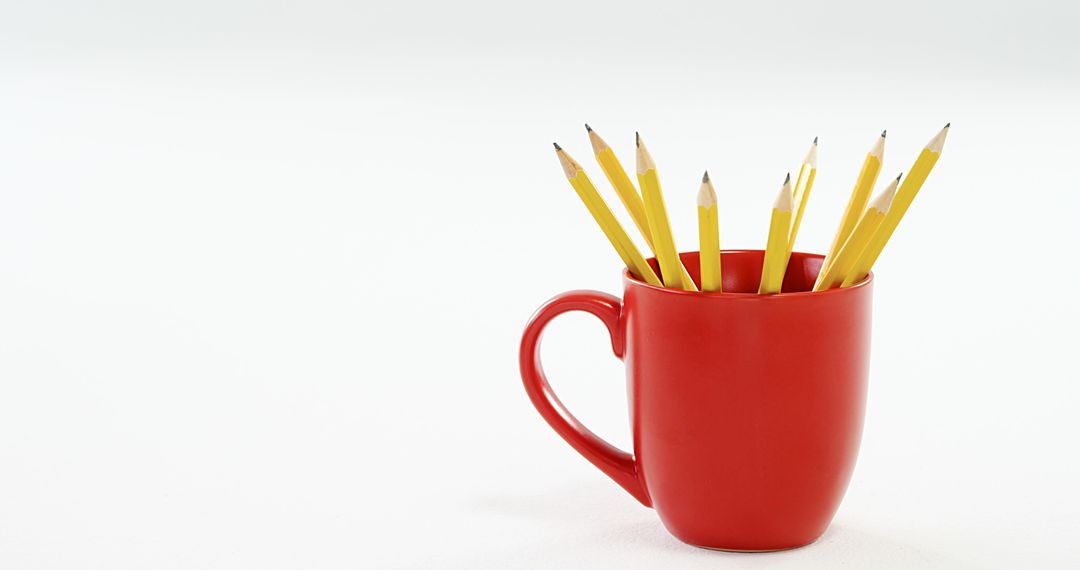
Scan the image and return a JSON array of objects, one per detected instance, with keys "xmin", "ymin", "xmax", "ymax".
[{"xmin": 1, "ymin": 1, "xmax": 1079, "ymax": 568}]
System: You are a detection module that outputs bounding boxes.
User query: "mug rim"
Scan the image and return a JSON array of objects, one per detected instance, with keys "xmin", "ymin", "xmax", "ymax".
[{"xmin": 622, "ymin": 249, "xmax": 873, "ymax": 298}]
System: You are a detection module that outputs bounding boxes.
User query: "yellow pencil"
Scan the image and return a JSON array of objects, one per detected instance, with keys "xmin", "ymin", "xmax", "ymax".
[
  {"xmin": 759, "ymin": 174, "xmax": 794, "ymax": 294},
  {"xmin": 815, "ymin": 131, "xmax": 886, "ymax": 288},
  {"xmin": 788, "ymin": 138, "xmax": 818, "ymax": 250},
  {"xmin": 813, "ymin": 173, "xmax": 900, "ymax": 291},
  {"xmin": 697, "ymin": 171, "xmax": 721, "ymax": 292},
  {"xmin": 586, "ymin": 125, "xmax": 654, "ymax": 252},
  {"xmin": 841, "ymin": 123, "xmax": 950, "ymax": 286},
  {"xmin": 635, "ymin": 133, "xmax": 697, "ymax": 291},
  {"xmin": 555, "ymin": 143, "xmax": 663, "ymax": 286}
]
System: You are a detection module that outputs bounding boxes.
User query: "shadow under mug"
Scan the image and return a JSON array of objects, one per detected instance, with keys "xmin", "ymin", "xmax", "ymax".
[{"xmin": 519, "ymin": 250, "xmax": 873, "ymax": 551}]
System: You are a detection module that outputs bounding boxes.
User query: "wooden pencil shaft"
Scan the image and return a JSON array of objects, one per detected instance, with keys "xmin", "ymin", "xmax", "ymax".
[
  {"xmin": 813, "ymin": 208, "xmax": 885, "ymax": 291},
  {"xmin": 817, "ymin": 135, "xmax": 884, "ymax": 284},
  {"xmin": 759, "ymin": 177, "xmax": 793, "ymax": 294},
  {"xmin": 787, "ymin": 141, "xmax": 817, "ymax": 250},
  {"xmin": 698, "ymin": 203, "xmax": 721, "ymax": 292},
  {"xmin": 636, "ymin": 135, "xmax": 697, "ymax": 291},
  {"xmin": 557, "ymin": 148, "xmax": 663, "ymax": 286},
  {"xmin": 589, "ymin": 129, "xmax": 656, "ymax": 252},
  {"xmin": 841, "ymin": 125, "xmax": 947, "ymax": 286}
]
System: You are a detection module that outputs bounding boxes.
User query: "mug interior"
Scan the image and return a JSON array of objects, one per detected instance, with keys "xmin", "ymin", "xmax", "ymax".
[{"xmin": 633, "ymin": 250, "xmax": 841, "ymax": 294}]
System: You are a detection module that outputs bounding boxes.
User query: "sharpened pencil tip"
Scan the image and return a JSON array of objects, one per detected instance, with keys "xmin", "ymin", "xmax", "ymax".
[
  {"xmin": 702, "ymin": 171, "xmax": 710, "ymax": 183},
  {"xmin": 784, "ymin": 172, "xmax": 791, "ymax": 184},
  {"xmin": 584, "ymin": 124, "xmax": 592, "ymax": 132},
  {"xmin": 635, "ymin": 131, "xmax": 641, "ymax": 147},
  {"xmin": 813, "ymin": 136, "xmax": 818, "ymax": 145},
  {"xmin": 553, "ymin": 142, "xmax": 562, "ymax": 151},
  {"xmin": 896, "ymin": 172, "xmax": 903, "ymax": 180},
  {"xmin": 944, "ymin": 122, "xmax": 950, "ymax": 129},
  {"xmin": 881, "ymin": 130, "xmax": 887, "ymax": 138}
]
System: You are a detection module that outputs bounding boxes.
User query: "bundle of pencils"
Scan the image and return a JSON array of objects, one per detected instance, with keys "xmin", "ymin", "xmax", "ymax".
[{"xmin": 553, "ymin": 124, "xmax": 949, "ymax": 293}]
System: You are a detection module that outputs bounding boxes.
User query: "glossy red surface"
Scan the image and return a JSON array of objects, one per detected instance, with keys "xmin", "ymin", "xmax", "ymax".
[{"xmin": 519, "ymin": 250, "xmax": 873, "ymax": 551}]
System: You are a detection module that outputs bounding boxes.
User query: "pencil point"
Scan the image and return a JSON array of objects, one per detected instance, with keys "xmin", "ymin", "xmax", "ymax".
[
  {"xmin": 869, "ymin": 131, "xmax": 886, "ymax": 159},
  {"xmin": 634, "ymin": 133, "xmax": 655, "ymax": 173},
  {"xmin": 927, "ymin": 123, "xmax": 950, "ymax": 153},
  {"xmin": 556, "ymin": 147, "xmax": 578, "ymax": 178},
  {"xmin": 553, "ymin": 142, "xmax": 562, "ymax": 151},
  {"xmin": 803, "ymin": 138, "xmax": 819, "ymax": 168},
  {"xmin": 872, "ymin": 176, "xmax": 901, "ymax": 211},
  {"xmin": 896, "ymin": 172, "xmax": 903, "ymax": 180},
  {"xmin": 775, "ymin": 177, "xmax": 794, "ymax": 211},
  {"xmin": 587, "ymin": 127, "xmax": 608, "ymax": 154},
  {"xmin": 635, "ymin": 131, "xmax": 641, "ymax": 147},
  {"xmin": 697, "ymin": 175, "xmax": 716, "ymax": 206}
]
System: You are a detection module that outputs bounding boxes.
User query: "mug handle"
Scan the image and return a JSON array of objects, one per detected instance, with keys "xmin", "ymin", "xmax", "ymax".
[{"xmin": 519, "ymin": 290, "xmax": 651, "ymax": 507}]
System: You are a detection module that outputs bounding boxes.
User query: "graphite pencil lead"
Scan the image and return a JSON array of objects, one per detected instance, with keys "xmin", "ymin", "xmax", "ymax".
[
  {"xmin": 553, "ymin": 142, "xmax": 562, "ymax": 151},
  {"xmin": 813, "ymin": 136, "xmax": 819, "ymax": 145},
  {"xmin": 881, "ymin": 130, "xmax": 887, "ymax": 138},
  {"xmin": 702, "ymin": 170, "xmax": 710, "ymax": 183},
  {"xmin": 635, "ymin": 131, "xmax": 641, "ymax": 147},
  {"xmin": 584, "ymin": 124, "xmax": 592, "ymax": 132}
]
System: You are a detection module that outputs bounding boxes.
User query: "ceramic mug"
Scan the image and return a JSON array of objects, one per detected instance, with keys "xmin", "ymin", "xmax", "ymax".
[{"xmin": 519, "ymin": 250, "xmax": 873, "ymax": 551}]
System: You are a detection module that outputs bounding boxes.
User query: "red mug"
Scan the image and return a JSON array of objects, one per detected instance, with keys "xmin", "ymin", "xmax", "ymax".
[{"xmin": 519, "ymin": 250, "xmax": 873, "ymax": 551}]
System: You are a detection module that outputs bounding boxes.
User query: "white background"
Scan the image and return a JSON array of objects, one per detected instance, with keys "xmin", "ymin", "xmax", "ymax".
[{"xmin": 2, "ymin": 1, "xmax": 1079, "ymax": 568}]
